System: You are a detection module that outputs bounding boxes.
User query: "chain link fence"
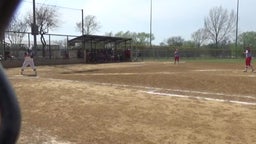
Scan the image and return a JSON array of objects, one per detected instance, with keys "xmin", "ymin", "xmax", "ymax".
[
  {"xmin": 0, "ymin": 31, "xmax": 132, "ymax": 67},
  {"xmin": 0, "ymin": 31, "xmax": 250, "ymax": 66},
  {"xmin": 0, "ymin": 31, "xmax": 79, "ymax": 60},
  {"xmin": 131, "ymin": 46, "xmax": 247, "ymax": 62}
]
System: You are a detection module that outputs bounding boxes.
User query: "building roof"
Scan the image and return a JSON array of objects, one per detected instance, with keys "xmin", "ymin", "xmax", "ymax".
[{"xmin": 68, "ymin": 35, "xmax": 132, "ymax": 45}]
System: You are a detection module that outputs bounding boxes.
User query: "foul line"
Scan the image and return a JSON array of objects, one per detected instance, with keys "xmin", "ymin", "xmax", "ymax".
[
  {"xmin": 144, "ymin": 91, "xmax": 256, "ymax": 106},
  {"xmin": 10, "ymin": 76, "xmax": 256, "ymax": 106}
]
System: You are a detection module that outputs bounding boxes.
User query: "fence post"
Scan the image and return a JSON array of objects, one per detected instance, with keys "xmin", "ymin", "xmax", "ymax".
[{"xmin": 48, "ymin": 34, "xmax": 51, "ymax": 59}]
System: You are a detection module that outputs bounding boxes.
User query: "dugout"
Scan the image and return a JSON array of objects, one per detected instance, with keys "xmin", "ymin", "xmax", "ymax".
[{"xmin": 68, "ymin": 35, "xmax": 132, "ymax": 63}]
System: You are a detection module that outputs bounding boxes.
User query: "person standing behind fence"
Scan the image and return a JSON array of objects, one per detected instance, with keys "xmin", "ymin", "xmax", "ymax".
[
  {"xmin": 243, "ymin": 47, "xmax": 254, "ymax": 72},
  {"xmin": 21, "ymin": 48, "xmax": 37, "ymax": 75},
  {"xmin": 174, "ymin": 48, "xmax": 180, "ymax": 64}
]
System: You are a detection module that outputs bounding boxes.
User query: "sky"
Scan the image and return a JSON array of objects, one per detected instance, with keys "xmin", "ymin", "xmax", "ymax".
[{"xmin": 17, "ymin": 0, "xmax": 256, "ymax": 45}]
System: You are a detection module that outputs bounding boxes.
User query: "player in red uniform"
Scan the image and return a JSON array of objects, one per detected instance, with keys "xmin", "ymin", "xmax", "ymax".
[
  {"xmin": 243, "ymin": 47, "xmax": 254, "ymax": 72},
  {"xmin": 174, "ymin": 48, "xmax": 180, "ymax": 64}
]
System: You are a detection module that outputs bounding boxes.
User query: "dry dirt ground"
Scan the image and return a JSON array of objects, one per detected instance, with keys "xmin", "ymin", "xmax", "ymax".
[{"xmin": 4, "ymin": 61, "xmax": 256, "ymax": 144}]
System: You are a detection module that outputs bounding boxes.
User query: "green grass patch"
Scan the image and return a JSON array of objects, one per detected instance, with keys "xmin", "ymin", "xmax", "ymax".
[
  {"xmin": 142, "ymin": 57, "xmax": 245, "ymax": 63},
  {"xmin": 184, "ymin": 58, "xmax": 244, "ymax": 63}
]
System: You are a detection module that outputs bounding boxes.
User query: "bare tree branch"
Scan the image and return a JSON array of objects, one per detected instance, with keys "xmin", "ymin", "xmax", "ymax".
[
  {"xmin": 76, "ymin": 15, "xmax": 101, "ymax": 35},
  {"xmin": 191, "ymin": 28, "xmax": 208, "ymax": 48},
  {"xmin": 26, "ymin": 4, "xmax": 59, "ymax": 57},
  {"xmin": 6, "ymin": 14, "xmax": 28, "ymax": 45},
  {"xmin": 204, "ymin": 6, "xmax": 236, "ymax": 47}
]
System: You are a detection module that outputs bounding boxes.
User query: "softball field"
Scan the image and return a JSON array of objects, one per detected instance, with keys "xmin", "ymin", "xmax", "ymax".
[{"xmin": 5, "ymin": 61, "xmax": 256, "ymax": 144}]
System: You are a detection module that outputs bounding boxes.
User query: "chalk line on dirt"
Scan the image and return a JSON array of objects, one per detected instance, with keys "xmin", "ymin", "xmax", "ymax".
[
  {"xmin": 19, "ymin": 127, "xmax": 74, "ymax": 144},
  {"xmin": 144, "ymin": 91, "xmax": 256, "ymax": 106},
  {"xmin": 10, "ymin": 76, "xmax": 256, "ymax": 106}
]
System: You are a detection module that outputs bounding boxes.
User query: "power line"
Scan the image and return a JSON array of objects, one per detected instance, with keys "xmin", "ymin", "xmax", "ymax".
[{"xmin": 22, "ymin": 0, "xmax": 81, "ymax": 11}]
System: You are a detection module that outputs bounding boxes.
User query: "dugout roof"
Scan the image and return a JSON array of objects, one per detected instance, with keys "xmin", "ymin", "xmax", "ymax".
[{"xmin": 68, "ymin": 35, "xmax": 132, "ymax": 45}]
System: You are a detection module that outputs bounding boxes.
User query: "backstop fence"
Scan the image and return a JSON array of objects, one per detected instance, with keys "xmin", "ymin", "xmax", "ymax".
[
  {"xmin": 0, "ymin": 31, "xmax": 79, "ymax": 60},
  {"xmin": 0, "ymin": 31, "xmax": 132, "ymax": 67}
]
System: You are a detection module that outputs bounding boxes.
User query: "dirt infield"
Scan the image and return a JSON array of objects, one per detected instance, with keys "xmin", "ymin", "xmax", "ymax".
[{"xmin": 4, "ymin": 61, "xmax": 256, "ymax": 144}]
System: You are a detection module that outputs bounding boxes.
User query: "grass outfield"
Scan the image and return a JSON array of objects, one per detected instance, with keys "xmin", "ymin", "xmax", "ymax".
[
  {"xmin": 141, "ymin": 57, "xmax": 246, "ymax": 63},
  {"xmin": 185, "ymin": 58, "xmax": 245, "ymax": 63}
]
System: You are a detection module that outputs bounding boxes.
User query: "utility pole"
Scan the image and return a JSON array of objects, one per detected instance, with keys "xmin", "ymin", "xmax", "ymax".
[
  {"xmin": 150, "ymin": 0, "xmax": 154, "ymax": 59},
  {"xmin": 32, "ymin": 0, "xmax": 38, "ymax": 55},
  {"xmin": 82, "ymin": 9, "xmax": 84, "ymax": 35},
  {"xmin": 235, "ymin": 0, "xmax": 239, "ymax": 57},
  {"xmin": 235, "ymin": 0, "xmax": 239, "ymax": 47},
  {"xmin": 150, "ymin": 0, "xmax": 152, "ymax": 48},
  {"xmin": 82, "ymin": 9, "xmax": 86, "ymax": 62}
]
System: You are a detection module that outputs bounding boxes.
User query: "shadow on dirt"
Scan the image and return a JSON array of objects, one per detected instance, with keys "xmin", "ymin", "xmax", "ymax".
[
  {"xmin": 22, "ymin": 74, "xmax": 37, "ymax": 77},
  {"xmin": 60, "ymin": 69, "xmax": 99, "ymax": 74}
]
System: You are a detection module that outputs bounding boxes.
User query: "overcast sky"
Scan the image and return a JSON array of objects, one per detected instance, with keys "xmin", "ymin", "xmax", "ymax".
[{"xmin": 17, "ymin": 0, "xmax": 256, "ymax": 45}]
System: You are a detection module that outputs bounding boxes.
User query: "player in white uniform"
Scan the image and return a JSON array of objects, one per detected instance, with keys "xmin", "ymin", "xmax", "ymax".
[{"xmin": 21, "ymin": 49, "xmax": 37, "ymax": 75}]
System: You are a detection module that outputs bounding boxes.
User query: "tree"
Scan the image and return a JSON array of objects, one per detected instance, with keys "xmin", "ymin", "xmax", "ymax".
[
  {"xmin": 239, "ymin": 31, "xmax": 256, "ymax": 48},
  {"xmin": 183, "ymin": 40, "xmax": 196, "ymax": 49},
  {"xmin": 159, "ymin": 42, "xmax": 167, "ymax": 46},
  {"xmin": 114, "ymin": 31, "xmax": 154, "ymax": 46},
  {"xmin": 166, "ymin": 36, "xmax": 184, "ymax": 47},
  {"xmin": 136, "ymin": 32, "xmax": 153, "ymax": 46},
  {"xmin": 105, "ymin": 32, "xmax": 114, "ymax": 37},
  {"xmin": 27, "ymin": 4, "xmax": 59, "ymax": 57},
  {"xmin": 6, "ymin": 14, "xmax": 28, "ymax": 45},
  {"xmin": 204, "ymin": 6, "xmax": 236, "ymax": 48},
  {"xmin": 115, "ymin": 31, "xmax": 134, "ymax": 38},
  {"xmin": 52, "ymin": 39, "xmax": 67, "ymax": 50},
  {"xmin": 191, "ymin": 28, "xmax": 208, "ymax": 48},
  {"xmin": 76, "ymin": 15, "xmax": 100, "ymax": 35}
]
